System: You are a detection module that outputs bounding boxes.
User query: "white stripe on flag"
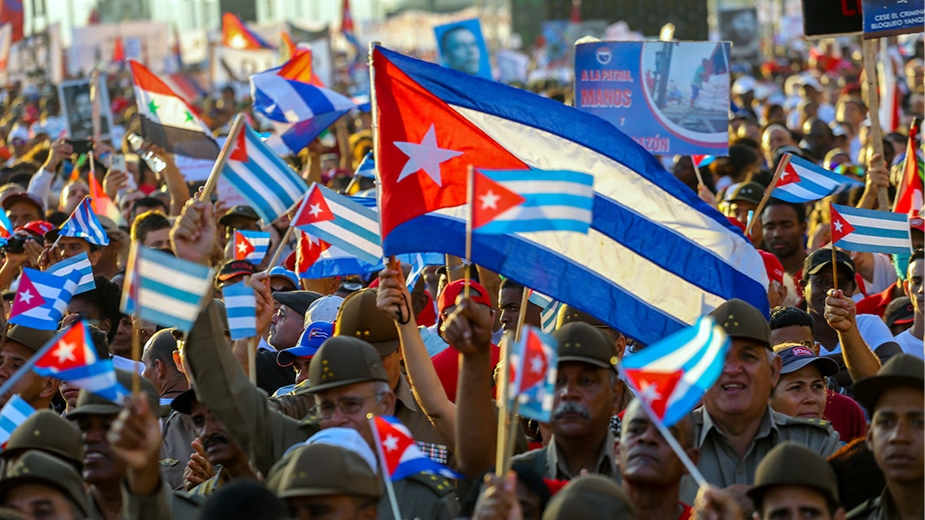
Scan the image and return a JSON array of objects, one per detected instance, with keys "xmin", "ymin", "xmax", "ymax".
[
  {"xmin": 492, "ymin": 205, "xmax": 593, "ymax": 223},
  {"xmin": 500, "ymin": 180, "xmax": 594, "ymax": 195},
  {"xmin": 225, "ymin": 162, "xmax": 293, "ymax": 218},
  {"xmin": 325, "ymin": 198, "xmax": 380, "ymax": 236},
  {"xmin": 138, "ymin": 260, "xmax": 213, "ymax": 290},
  {"xmin": 138, "ymin": 288, "xmax": 203, "ymax": 318},
  {"xmin": 310, "ymin": 220, "xmax": 381, "ymax": 258},
  {"xmin": 224, "ymin": 295, "xmax": 255, "ymax": 308}
]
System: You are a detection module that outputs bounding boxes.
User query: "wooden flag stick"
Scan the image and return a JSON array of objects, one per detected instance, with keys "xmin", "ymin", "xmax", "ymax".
[
  {"xmin": 464, "ymin": 165, "xmax": 474, "ymax": 299},
  {"xmin": 368, "ymin": 414, "xmax": 403, "ymax": 520},
  {"xmin": 746, "ymin": 154, "xmax": 792, "ymax": 237},
  {"xmin": 832, "ymin": 246, "xmax": 839, "ymax": 293},
  {"xmin": 691, "ymin": 158, "xmax": 706, "ymax": 188},
  {"xmin": 131, "ymin": 312, "xmax": 141, "ymax": 394},
  {"xmin": 499, "ymin": 400, "xmax": 522, "ymax": 477},
  {"xmin": 264, "ymin": 226, "xmax": 294, "ymax": 270},
  {"xmin": 861, "ymin": 39, "xmax": 891, "ymax": 211},
  {"xmin": 198, "ymin": 113, "xmax": 246, "ymax": 203},
  {"xmin": 247, "ymin": 337, "xmax": 257, "ymax": 385},
  {"xmin": 513, "ymin": 287, "xmax": 530, "ymax": 343},
  {"xmin": 494, "ymin": 332, "xmax": 511, "ymax": 475}
]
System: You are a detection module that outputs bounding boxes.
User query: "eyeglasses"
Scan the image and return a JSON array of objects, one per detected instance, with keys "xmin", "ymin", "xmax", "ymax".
[{"xmin": 310, "ymin": 392, "xmax": 385, "ymax": 419}]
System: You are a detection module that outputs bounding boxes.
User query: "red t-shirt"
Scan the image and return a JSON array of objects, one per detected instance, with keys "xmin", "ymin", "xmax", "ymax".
[
  {"xmin": 855, "ymin": 281, "xmax": 899, "ymax": 318},
  {"xmin": 824, "ymin": 389, "xmax": 867, "ymax": 443},
  {"xmin": 431, "ymin": 342, "xmax": 500, "ymax": 403}
]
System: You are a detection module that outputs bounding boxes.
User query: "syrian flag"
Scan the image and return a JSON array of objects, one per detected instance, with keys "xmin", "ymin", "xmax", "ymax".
[{"xmin": 129, "ymin": 60, "xmax": 220, "ymax": 160}]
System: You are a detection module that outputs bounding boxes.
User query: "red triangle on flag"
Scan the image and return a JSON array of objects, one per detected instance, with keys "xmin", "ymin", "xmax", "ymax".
[
  {"xmin": 829, "ymin": 204, "xmax": 856, "ymax": 245},
  {"xmin": 623, "ymin": 368, "xmax": 684, "ymax": 420},
  {"xmin": 472, "ymin": 171, "xmax": 525, "ymax": 229},
  {"xmin": 510, "ymin": 329, "xmax": 549, "ymax": 393},
  {"xmin": 374, "ymin": 416, "xmax": 416, "ymax": 476},
  {"xmin": 229, "ymin": 126, "xmax": 249, "ymax": 162},
  {"xmin": 293, "ymin": 186, "xmax": 335, "ymax": 226},
  {"xmin": 10, "ymin": 273, "xmax": 47, "ymax": 317},
  {"xmin": 776, "ymin": 162, "xmax": 802, "ymax": 187},
  {"xmin": 295, "ymin": 231, "xmax": 332, "ymax": 272},
  {"xmin": 234, "ymin": 231, "xmax": 255, "ymax": 260},
  {"xmin": 35, "ymin": 322, "xmax": 94, "ymax": 373}
]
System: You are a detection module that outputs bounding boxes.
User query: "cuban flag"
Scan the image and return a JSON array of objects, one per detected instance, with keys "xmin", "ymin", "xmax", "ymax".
[
  {"xmin": 0, "ymin": 209, "xmax": 12, "ymax": 240},
  {"xmin": 10, "ymin": 269, "xmax": 81, "ymax": 330},
  {"xmin": 369, "ymin": 415, "xmax": 461, "ymax": 480},
  {"xmin": 893, "ymin": 125, "xmax": 922, "ymax": 216},
  {"xmin": 528, "ymin": 291, "xmax": 561, "ymax": 334},
  {"xmin": 222, "ymin": 281, "xmax": 257, "ymax": 341},
  {"xmin": 472, "ymin": 168, "xmax": 594, "ymax": 234},
  {"xmin": 46, "ymin": 252, "xmax": 95, "ymax": 294},
  {"xmin": 507, "ymin": 325, "xmax": 558, "ymax": 422},
  {"xmin": 372, "ymin": 46, "xmax": 768, "ymax": 346},
  {"xmin": 250, "ymin": 64, "xmax": 356, "ymax": 156},
  {"xmin": 0, "ymin": 395, "xmax": 35, "ymax": 448},
  {"xmin": 292, "ymin": 184, "xmax": 382, "ymax": 266},
  {"xmin": 58, "ymin": 197, "xmax": 109, "ymax": 246},
  {"xmin": 32, "ymin": 321, "xmax": 128, "ymax": 403},
  {"xmin": 294, "ymin": 230, "xmax": 443, "ymax": 279},
  {"xmin": 233, "ymin": 230, "xmax": 271, "ymax": 263},
  {"xmin": 691, "ymin": 155, "xmax": 715, "ymax": 168},
  {"xmin": 121, "ymin": 245, "xmax": 214, "ymax": 334},
  {"xmin": 355, "ymin": 151, "xmax": 376, "ymax": 178},
  {"xmin": 621, "ymin": 317, "xmax": 729, "ymax": 427},
  {"xmin": 830, "ymin": 203, "xmax": 912, "ymax": 256},
  {"xmin": 221, "ymin": 123, "xmax": 309, "ymax": 225},
  {"xmin": 770, "ymin": 154, "xmax": 865, "ymax": 203}
]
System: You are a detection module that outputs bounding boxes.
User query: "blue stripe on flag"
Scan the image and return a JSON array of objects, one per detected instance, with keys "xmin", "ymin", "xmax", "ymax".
[
  {"xmin": 46, "ymin": 252, "xmax": 95, "ymax": 294},
  {"xmin": 485, "ymin": 169, "xmax": 594, "ymax": 183},
  {"xmin": 53, "ymin": 359, "xmax": 129, "ymax": 403},
  {"xmin": 135, "ymin": 247, "xmax": 213, "ymax": 333},
  {"xmin": 222, "ymin": 282, "xmax": 257, "ymax": 340},
  {"xmin": 518, "ymin": 193, "xmax": 595, "ymax": 209}
]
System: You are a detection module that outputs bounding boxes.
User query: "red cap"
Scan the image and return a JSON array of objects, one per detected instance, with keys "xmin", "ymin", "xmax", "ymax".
[
  {"xmin": 910, "ymin": 216, "xmax": 924, "ymax": 232},
  {"xmin": 15, "ymin": 220, "xmax": 53, "ymax": 237},
  {"xmin": 438, "ymin": 280, "xmax": 492, "ymax": 315},
  {"xmin": 759, "ymin": 250, "xmax": 784, "ymax": 286}
]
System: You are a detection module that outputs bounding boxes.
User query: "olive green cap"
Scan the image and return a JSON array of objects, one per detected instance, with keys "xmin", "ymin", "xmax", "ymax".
[
  {"xmin": 542, "ymin": 474, "xmax": 634, "ymax": 520},
  {"xmin": 334, "ymin": 288, "xmax": 399, "ymax": 356},
  {"xmin": 708, "ymin": 298, "xmax": 771, "ymax": 349},
  {"xmin": 853, "ymin": 354, "xmax": 925, "ymax": 414},
  {"xmin": 747, "ymin": 441, "xmax": 839, "ymax": 508},
  {"xmin": 306, "ymin": 336, "xmax": 389, "ymax": 394},
  {"xmin": 67, "ymin": 368, "xmax": 158, "ymax": 419},
  {"xmin": 0, "ymin": 450, "xmax": 89, "ymax": 516},
  {"xmin": 555, "ymin": 304, "xmax": 609, "ymax": 330},
  {"xmin": 553, "ymin": 322, "xmax": 618, "ymax": 371},
  {"xmin": 1, "ymin": 410, "xmax": 84, "ymax": 472},
  {"xmin": 268, "ymin": 443, "xmax": 382, "ymax": 499},
  {"xmin": 5, "ymin": 325, "xmax": 56, "ymax": 353}
]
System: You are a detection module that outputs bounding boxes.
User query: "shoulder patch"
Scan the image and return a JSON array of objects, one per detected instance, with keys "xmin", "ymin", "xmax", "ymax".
[
  {"xmin": 160, "ymin": 458, "xmax": 179, "ymax": 467},
  {"xmin": 407, "ymin": 471, "xmax": 455, "ymax": 497},
  {"xmin": 782, "ymin": 415, "xmax": 832, "ymax": 429}
]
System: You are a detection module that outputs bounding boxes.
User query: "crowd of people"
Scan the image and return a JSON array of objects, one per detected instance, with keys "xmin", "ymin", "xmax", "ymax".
[{"xmin": 0, "ymin": 24, "xmax": 919, "ymax": 520}]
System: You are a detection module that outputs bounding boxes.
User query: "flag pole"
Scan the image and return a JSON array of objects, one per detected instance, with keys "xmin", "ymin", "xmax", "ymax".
[
  {"xmin": 464, "ymin": 165, "xmax": 474, "ymax": 299},
  {"xmin": 368, "ymin": 414, "xmax": 403, "ymax": 520},
  {"xmin": 745, "ymin": 154, "xmax": 792, "ymax": 237},
  {"xmin": 494, "ymin": 332, "xmax": 511, "ymax": 475},
  {"xmin": 131, "ymin": 312, "xmax": 141, "ymax": 394},
  {"xmin": 690, "ymin": 157, "xmax": 705, "ymax": 188},
  {"xmin": 243, "ymin": 275, "xmax": 257, "ymax": 385},
  {"xmin": 264, "ymin": 226, "xmax": 293, "ymax": 269},
  {"xmin": 861, "ymin": 39, "xmax": 891, "ymax": 211},
  {"xmin": 513, "ymin": 288, "xmax": 530, "ymax": 343},
  {"xmin": 198, "ymin": 113, "xmax": 246, "ymax": 203},
  {"xmin": 831, "ymin": 246, "xmax": 839, "ymax": 293}
]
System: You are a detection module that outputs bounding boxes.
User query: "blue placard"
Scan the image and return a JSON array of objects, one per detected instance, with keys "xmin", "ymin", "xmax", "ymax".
[
  {"xmin": 434, "ymin": 18, "xmax": 492, "ymax": 79},
  {"xmin": 862, "ymin": 0, "xmax": 925, "ymax": 39},
  {"xmin": 574, "ymin": 41, "xmax": 731, "ymax": 156}
]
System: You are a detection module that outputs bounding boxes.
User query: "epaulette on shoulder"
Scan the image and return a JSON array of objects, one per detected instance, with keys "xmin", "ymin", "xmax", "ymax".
[
  {"xmin": 407, "ymin": 471, "xmax": 455, "ymax": 497},
  {"xmin": 780, "ymin": 414, "xmax": 832, "ymax": 430}
]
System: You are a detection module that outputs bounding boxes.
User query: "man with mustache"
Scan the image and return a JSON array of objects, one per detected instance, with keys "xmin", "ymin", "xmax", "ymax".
[
  {"xmin": 847, "ymin": 355, "xmax": 924, "ymax": 520},
  {"xmin": 511, "ymin": 321, "xmax": 623, "ymax": 480}
]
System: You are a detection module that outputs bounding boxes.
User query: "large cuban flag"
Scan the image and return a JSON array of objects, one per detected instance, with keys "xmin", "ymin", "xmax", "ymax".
[{"xmin": 372, "ymin": 46, "xmax": 768, "ymax": 345}]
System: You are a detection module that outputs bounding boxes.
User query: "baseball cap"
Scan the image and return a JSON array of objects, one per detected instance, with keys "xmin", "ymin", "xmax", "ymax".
[
  {"xmin": 759, "ymin": 250, "xmax": 785, "ymax": 286},
  {"xmin": 217, "ymin": 260, "xmax": 257, "ymax": 282},
  {"xmin": 305, "ymin": 336, "xmax": 389, "ymax": 393},
  {"xmin": 6, "ymin": 325, "xmax": 55, "ymax": 353},
  {"xmin": 273, "ymin": 290, "xmax": 322, "ymax": 318},
  {"xmin": 803, "ymin": 248, "xmax": 855, "ymax": 278},
  {"xmin": 542, "ymin": 474, "xmax": 634, "ymax": 520},
  {"xmin": 746, "ymin": 441, "xmax": 839, "ymax": 509},
  {"xmin": 728, "ymin": 181, "xmax": 764, "ymax": 206},
  {"xmin": 910, "ymin": 215, "xmax": 924, "ymax": 232},
  {"xmin": 437, "ymin": 280, "xmax": 493, "ymax": 315},
  {"xmin": 268, "ymin": 266, "xmax": 298, "ymax": 289},
  {"xmin": 708, "ymin": 298, "xmax": 772, "ymax": 349},
  {"xmin": 305, "ymin": 295, "xmax": 344, "ymax": 323},
  {"xmin": 852, "ymin": 354, "xmax": 925, "ymax": 413},
  {"xmin": 218, "ymin": 205, "xmax": 260, "ymax": 227},
  {"xmin": 277, "ymin": 321, "xmax": 334, "ymax": 366},
  {"xmin": 7, "ymin": 125, "xmax": 29, "ymax": 143},
  {"xmin": 554, "ymin": 322, "xmax": 618, "ymax": 371},
  {"xmin": 15, "ymin": 220, "xmax": 54, "ymax": 238},
  {"xmin": 68, "ymin": 369, "xmax": 158, "ymax": 419},
  {"xmin": 0, "ymin": 450, "xmax": 89, "ymax": 517},
  {"xmin": 884, "ymin": 297, "xmax": 915, "ymax": 328},
  {"xmin": 334, "ymin": 288, "xmax": 400, "ymax": 356},
  {"xmin": 0, "ymin": 410, "xmax": 84, "ymax": 472},
  {"xmin": 268, "ymin": 443, "xmax": 382, "ymax": 500},
  {"xmin": 2, "ymin": 192, "xmax": 45, "ymax": 214},
  {"xmin": 775, "ymin": 345, "xmax": 838, "ymax": 377}
]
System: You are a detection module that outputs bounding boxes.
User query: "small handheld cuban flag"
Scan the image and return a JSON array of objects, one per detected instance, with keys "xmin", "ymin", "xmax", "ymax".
[
  {"xmin": 292, "ymin": 183, "xmax": 383, "ymax": 266},
  {"xmin": 45, "ymin": 252, "xmax": 96, "ymax": 294},
  {"xmin": 0, "ymin": 395, "xmax": 36, "ymax": 449},
  {"xmin": 527, "ymin": 290, "xmax": 562, "ymax": 334},
  {"xmin": 233, "ymin": 230, "xmax": 271, "ymax": 263},
  {"xmin": 221, "ymin": 281, "xmax": 257, "ymax": 341},
  {"xmin": 829, "ymin": 203, "xmax": 912, "ymax": 255},
  {"xmin": 0, "ymin": 210, "xmax": 12, "ymax": 242},
  {"xmin": 620, "ymin": 317, "xmax": 729, "ymax": 427},
  {"xmin": 369, "ymin": 415, "xmax": 461, "ymax": 481},
  {"xmin": 355, "ymin": 151, "xmax": 375, "ymax": 179},
  {"xmin": 691, "ymin": 155, "xmax": 715, "ymax": 168},
  {"xmin": 770, "ymin": 154, "xmax": 864, "ymax": 203},
  {"xmin": 507, "ymin": 325, "xmax": 558, "ymax": 422},
  {"xmin": 58, "ymin": 197, "xmax": 110, "ymax": 246},
  {"xmin": 9, "ymin": 269, "xmax": 82, "ymax": 330}
]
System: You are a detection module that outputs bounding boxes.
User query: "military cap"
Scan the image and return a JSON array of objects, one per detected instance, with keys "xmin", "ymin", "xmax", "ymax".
[
  {"xmin": 0, "ymin": 450, "xmax": 89, "ymax": 516},
  {"xmin": 305, "ymin": 336, "xmax": 389, "ymax": 393},
  {"xmin": 0, "ymin": 410, "xmax": 84, "ymax": 472},
  {"xmin": 541, "ymin": 474, "xmax": 634, "ymax": 520},
  {"xmin": 708, "ymin": 298, "xmax": 771, "ymax": 349},
  {"xmin": 5, "ymin": 325, "xmax": 56, "ymax": 353},
  {"xmin": 803, "ymin": 248, "xmax": 855, "ymax": 278},
  {"xmin": 67, "ymin": 368, "xmax": 158, "ymax": 419},
  {"xmin": 852, "ymin": 354, "xmax": 925, "ymax": 413},
  {"xmin": 746, "ymin": 441, "xmax": 839, "ymax": 508},
  {"xmin": 268, "ymin": 443, "xmax": 382, "ymax": 499},
  {"xmin": 218, "ymin": 205, "xmax": 260, "ymax": 226},
  {"xmin": 170, "ymin": 388, "xmax": 199, "ymax": 415},
  {"xmin": 335, "ymin": 288, "xmax": 399, "ymax": 356},
  {"xmin": 273, "ymin": 290, "xmax": 322, "ymax": 318},
  {"xmin": 727, "ymin": 181, "xmax": 764, "ymax": 206},
  {"xmin": 555, "ymin": 304, "xmax": 609, "ymax": 330},
  {"xmin": 553, "ymin": 322, "xmax": 618, "ymax": 371}
]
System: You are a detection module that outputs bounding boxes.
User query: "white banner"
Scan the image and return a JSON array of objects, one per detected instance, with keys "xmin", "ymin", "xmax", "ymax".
[{"xmin": 0, "ymin": 24, "xmax": 11, "ymax": 85}]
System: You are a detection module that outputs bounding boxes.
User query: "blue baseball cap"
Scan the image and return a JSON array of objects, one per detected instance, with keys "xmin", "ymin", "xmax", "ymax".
[
  {"xmin": 268, "ymin": 266, "xmax": 299, "ymax": 289},
  {"xmin": 277, "ymin": 321, "xmax": 334, "ymax": 366}
]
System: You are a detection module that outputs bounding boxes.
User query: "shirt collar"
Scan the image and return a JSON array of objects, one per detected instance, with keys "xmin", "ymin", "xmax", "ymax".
[
  {"xmin": 698, "ymin": 406, "xmax": 777, "ymax": 447},
  {"xmin": 547, "ymin": 429, "xmax": 617, "ymax": 480},
  {"xmin": 393, "ymin": 373, "xmax": 418, "ymax": 413}
]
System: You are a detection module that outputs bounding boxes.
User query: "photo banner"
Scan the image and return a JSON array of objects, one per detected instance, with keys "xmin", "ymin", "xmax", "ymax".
[{"xmin": 574, "ymin": 41, "xmax": 731, "ymax": 156}]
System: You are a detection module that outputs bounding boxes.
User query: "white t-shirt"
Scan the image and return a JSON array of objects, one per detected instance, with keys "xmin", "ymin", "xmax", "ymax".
[
  {"xmin": 821, "ymin": 314, "xmax": 896, "ymax": 355},
  {"xmin": 894, "ymin": 329, "xmax": 924, "ymax": 359}
]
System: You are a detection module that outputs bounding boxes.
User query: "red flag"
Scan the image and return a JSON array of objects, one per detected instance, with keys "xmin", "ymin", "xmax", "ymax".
[
  {"xmin": 622, "ymin": 368, "xmax": 683, "ymax": 420},
  {"xmin": 894, "ymin": 124, "xmax": 923, "ymax": 216},
  {"xmin": 829, "ymin": 203, "xmax": 856, "ymax": 245},
  {"xmin": 278, "ymin": 51, "xmax": 324, "ymax": 86},
  {"xmin": 570, "ymin": 0, "xmax": 582, "ymax": 23},
  {"xmin": 222, "ymin": 13, "xmax": 271, "ymax": 50},
  {"xmin": 508, "ymin": 327, "xmax": 550, "ymax": 395},
  {"xmin": 295, "ymin": 231, "xmax": 331, "ymax": 274},
  {"xmin": 471, "ymin": 170, "xmax": 525, "ymax": 230},
  {"xmin": 112, "ymin": 36, "xmax": 125, "ymax": 63},
  {"xmin": 0, "ymin": 0, "xmax": 23, "ymax": 43},
  {"xmin": 10, "ymin": 271, "xmax": 46, "ymax": 318},
  {"xmin": 293, "ymin": 185, "xmax": 335, "ymax": 226}
]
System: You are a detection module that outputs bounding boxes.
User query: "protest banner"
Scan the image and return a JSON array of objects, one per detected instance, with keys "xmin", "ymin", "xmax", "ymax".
[
  {"xmin": 862, "ymin": 0, "xmax": 925, "ymax": 39},
  {"xmin": 211, "ymin": 46, "xmax": 279, "ymax": 89},
  {"xmin": 58, "ymin": 77, "xmax": 113, "ymax": 141},
  {"xmin": 574, "ymin": 40, "xmax": 731, "ymax": 156},
  {"xmin": 69, "ymin": 22, "xmax": 169, "ymax": 76}
]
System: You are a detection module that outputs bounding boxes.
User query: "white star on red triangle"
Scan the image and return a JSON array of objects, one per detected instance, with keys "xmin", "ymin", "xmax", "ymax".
[
  {"xmin": 638, "ymin": 380, "xmax": 663, "ymax": 402},
  {"xmin": 52, "ymin": 340, "xmax": 77, "ymax": 364},
  {"xmin": 393, "ymin": 125, "xmax": 463, "ymax": 186},
  {"xmin": 529, "ymin": 354, "xmax": 545, "ymax": 374},
  {"xmin": 383, "ymin": 434, "xmax": 399, "ymax": 452},
  {"xmin": 833, "ymin": 220, "xmax": 843, "ymax": 233},
  {"xmin": 308, "ymin": 204, "xmax": 324, "ymax": 218},
  {"xmin": 479, "ymin": 190, "xmax": 501, "ymax": 210},
  {"xmin": 236, "ymin": 242, "xmax": 249, "ymax": 254},
  {"xmin": 18, "ymin": 289, "xmax": 33, "ymax": 305}
]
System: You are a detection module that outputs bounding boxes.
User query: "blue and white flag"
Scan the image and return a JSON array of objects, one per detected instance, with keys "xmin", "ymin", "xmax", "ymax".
[
  {"xmin": 33, "ymin": 321, "xmax": 128, "ymax": 404},
  {"xmin": 355, "ymin": 151, "xmax": 376, "ymax": 178},
  {"xmin": 250, "ymin": 69, "xmax": 356, "ymax": 155},
  {"xmin": 0, "ymin": 395, "xmax": 35, "ymax": 447},
  {"xmin": 46, "ymin": 252, "xmax": 95, "ymax": 294},
  {"xmin": 121, "ymin": 245, "xmax": 214, "ymax": 334},
  {"xmin": 771, "ymin": 155, "xmax": 865, "ymax": 203},
  {"xmin": 222, "ymin": 124, "xmax": 309, "ymax": 225},
  {"xmin": 292, "ymin": 183, "xmax": 382, "ymax": 266},
  {"xmin": 10, "ymin": 269, "xmax": 81, "ymax": 330},
  {"xmin": 830, "ymin": 203, "xmax": 912, "ymax": 255},
  {"xmin": 222, "ymin": 281, "xmax": 257, "ymax": 341},
  {"xmin": 58, "ymin": 197, "xmax": 110, "ymax": 246},
  {"xmin": 528, "ymin": 291, "xmax": 561, "ymax": 334}
]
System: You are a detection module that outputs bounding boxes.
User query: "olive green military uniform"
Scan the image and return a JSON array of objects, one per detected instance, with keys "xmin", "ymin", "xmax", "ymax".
[
  {"xmin": 0, "ymin": 450, "xmax": 89, "ymax": 517},
  {"xmin": 847, "ymin": 487, "xmax": 902, "ymax": 519},
  {"xmin": 511, "ymin": 430, "xmax": 618, "ymax": 481},
  {"xmin": 121, "ymin": 480, "xmax": 205, "ymax": 520},
  {"xmin": 543, "ymin": 474, "xmax": 634, "ymax": 519},
  {"xmin": 746, "ymin": 442, "xmax": 843, "ymax": 517},
  {"xmin": 159, "ymin": 408, "xmax": 197, "ymax": 490}
]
